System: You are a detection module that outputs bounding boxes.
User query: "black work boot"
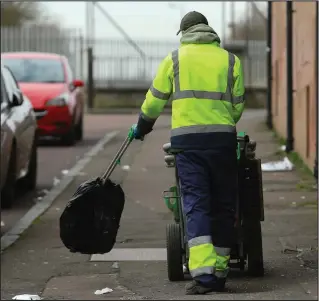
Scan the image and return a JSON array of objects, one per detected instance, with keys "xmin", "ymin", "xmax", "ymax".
[{"xmin": 185, "ymin": 279, "xmax": 225, "ymax": 295}]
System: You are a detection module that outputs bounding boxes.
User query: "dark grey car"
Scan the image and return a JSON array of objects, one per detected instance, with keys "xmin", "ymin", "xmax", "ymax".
[{"xmin": 1, "ymin": 65, "xmax": 38, "ymax": 208}]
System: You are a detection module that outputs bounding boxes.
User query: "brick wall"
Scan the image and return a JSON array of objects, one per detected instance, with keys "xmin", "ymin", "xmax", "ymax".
[{"xmin": 271, "ymin": 2, "xmax": 318, "ymax": 169}]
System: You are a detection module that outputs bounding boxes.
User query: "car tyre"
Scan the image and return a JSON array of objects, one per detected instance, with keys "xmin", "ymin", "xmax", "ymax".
[
  {"xmin": 61, "ymin": 124, "xmax": 76, "ymax": 146},
  {"xmin": 21, "ymin": 137, "xmax": 38, "ymax": 191},
  {"xmin": 75, "ymin": 113, "xmax": 83, "ymax": 141},
  {"xmin": 1, "ymin": 146, "xmax": 17, "ymax": 209}
]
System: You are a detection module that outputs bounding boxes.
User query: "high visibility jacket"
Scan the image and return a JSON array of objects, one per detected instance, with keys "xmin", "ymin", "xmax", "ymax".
[{"xmin": 138, "ymin": 27, "xmax": 245, "ymax": 150}]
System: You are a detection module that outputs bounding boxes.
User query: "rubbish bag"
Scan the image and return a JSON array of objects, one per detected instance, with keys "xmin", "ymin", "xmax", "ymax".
[
  {"xmin": 59, "ymin": 177, "xmax": 125, "ymax": 254},
  {"xmin": 59, "ymin": 128, "xmax": 134, "ymax": 255}
]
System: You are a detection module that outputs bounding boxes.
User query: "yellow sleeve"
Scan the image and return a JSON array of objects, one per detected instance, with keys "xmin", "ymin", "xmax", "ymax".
[
  {"xmin": 232, "ymin": 55, "xmax": 245, "ymax": 124},
  {"xmin": 141, "ymin": 53, "xmax": 173, "ymax": 120}
]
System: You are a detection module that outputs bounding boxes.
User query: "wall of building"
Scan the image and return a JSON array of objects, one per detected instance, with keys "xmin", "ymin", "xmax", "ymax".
[{"xmin": 271, "ymin": 2, "xmax": 318, "ymax": 169}]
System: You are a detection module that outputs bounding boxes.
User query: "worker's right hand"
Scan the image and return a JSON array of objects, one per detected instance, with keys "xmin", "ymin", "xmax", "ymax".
[{"xmin": 131, "ymin": 124, "xmax": 144, "ymax": 141}]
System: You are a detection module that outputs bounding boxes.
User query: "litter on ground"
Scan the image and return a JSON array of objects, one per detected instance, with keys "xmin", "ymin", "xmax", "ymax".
[
  {"xmin": 112, "ymin": 262, "xmax": 119, "ymax": 269},
  {"xmin": 279, "ymin": 145, "xmax": 286, "ymax": 151},
  {"xmin": 53, "ymin": 177, "xmax": 60, "ymax": 186},
  {"xmin": 261, "ymin": 157, "xmax": 294, "ymax": 172},
  {"xmin": 94, "ymin": 287, "xmax": 113, "ymax": 295},
  {"xmin": 121, "ymin": 165, "xmax": 131, "ymax": 171}
]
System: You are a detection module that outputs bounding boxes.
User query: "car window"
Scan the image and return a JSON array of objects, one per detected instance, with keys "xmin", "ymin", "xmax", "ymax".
[
  {"xmin": 2, "ymin": 67, "xmax": 17, "ymax": 101},
  {"xmin": 2, "ymin": 57, "xmax": 65, "ymax": 83},
  {"xmin": 65, "ymin": 61, "xmax": 74, "ymax": 83}
]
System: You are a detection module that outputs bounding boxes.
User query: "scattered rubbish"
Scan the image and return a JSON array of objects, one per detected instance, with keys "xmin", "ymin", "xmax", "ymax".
[
  {"xmin": 1, "ymin": 221, "xmax": 5, "ymax": 227},
  {"xmin": 55, "ymin": 207, "xmax": 61, "ymax": 211},
  {"xmin": 291, "ymin": 202, "xmax": 297, "ymax": 207},
  {"xmin": 120, "ymin": 238, "xmax": 133, "ymax": 244},
  {"xmin": 141, "ymin": 167, "xmax": 147, "ymax": 172},
  {"xmin": 261, "ymin": 157, "xmax": 294, "ymax": 172},
  {"xmin": 53, "ymin": 177, "xmax": 60, "ymax": 186},
  {"xmin": 279, "ymin": 145, "xmax": 286, "ymax": 151},
  {"xmin": 41, "ymin": 189, "xmax": 49, "ymax": 195},
  {"xmin": 61, "ymin": 169, "xmax": 69, "ymax": 175},
  {"xmin": 94, "ymin": 287, "xmax": 113, "ymax": 295},
  {"xmin": 43, "ymin": 262, "xmax": 48, "ymax": 265},
  {"xmin": 301, "ymin": 196, "xmax": 306, "ymax": 200},
  {"xmin": 112, "ymin": 262, "xmax": 119, "ymax": 269},
  {"xmin": 12, "ymin": 295, "xmax": 42, "ymax": 300},
  {"xmin": 283, "ymin": 247, "xmax": 300, "ymax": 254},
  {"xmin": 121, "ymin": 165, "xmax": 130, "ymax": 171},
  {"xmin": 36, "ymin": 197, "xmax": 43, "ymax": 202}
]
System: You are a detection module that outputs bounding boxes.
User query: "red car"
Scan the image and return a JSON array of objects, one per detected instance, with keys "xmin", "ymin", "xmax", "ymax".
[{"xmin": 1, "ymin": 52, "xmax": 85, "ymax": 146}]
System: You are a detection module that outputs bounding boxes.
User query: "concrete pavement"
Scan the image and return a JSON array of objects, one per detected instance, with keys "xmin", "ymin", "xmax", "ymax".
[{"xmin": 1, "ymin": 110, "xmax": 317, "ymax": 300}]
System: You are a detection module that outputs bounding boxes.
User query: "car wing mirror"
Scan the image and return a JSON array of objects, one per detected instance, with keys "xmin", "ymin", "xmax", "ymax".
[
  {"xmin": 72, "ymin": 79, "xmax": 84, "ymax": 88},
  {"xmin": 11, "ymin": 91, "xmax": 23, "ymax": 106}
]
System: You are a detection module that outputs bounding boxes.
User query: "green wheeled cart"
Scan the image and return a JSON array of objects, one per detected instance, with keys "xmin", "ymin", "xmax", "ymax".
[{"xmin": 162, "ymin": 132, "xmax": 265, "ymax": 281}]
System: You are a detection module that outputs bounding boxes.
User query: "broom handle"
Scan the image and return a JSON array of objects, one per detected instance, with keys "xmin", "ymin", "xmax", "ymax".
[{"xmin": 101, "ymin": 128, "xmax": 134, "ymax": 183}]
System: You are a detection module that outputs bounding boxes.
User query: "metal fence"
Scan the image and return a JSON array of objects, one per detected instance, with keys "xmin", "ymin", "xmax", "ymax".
[
  {"xmin": 92, "ymin": 38, "xmax": 267, "ymax": 90},
  {"xmin": 1, "ymin": 25, "xmax": 266, "ymax": 89},
  {"xmin": 1, "ymin": 25, "xmax": 84, "ymax": 78}
]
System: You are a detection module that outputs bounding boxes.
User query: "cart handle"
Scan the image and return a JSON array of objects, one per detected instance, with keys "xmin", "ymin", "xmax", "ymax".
[{"xmin": 101, "ymin": 127, "xmax": 135, "ymax": 184}]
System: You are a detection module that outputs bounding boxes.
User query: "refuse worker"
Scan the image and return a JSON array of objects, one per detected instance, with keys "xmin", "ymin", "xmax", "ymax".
[{"xmin": 132, "ymin": 11, "xmax": 245, "ymax": 295}]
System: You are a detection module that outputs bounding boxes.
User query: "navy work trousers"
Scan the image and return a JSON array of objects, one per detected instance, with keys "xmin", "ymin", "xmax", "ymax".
[{"xmin": 175, "ymin": 148, "xmax": 238, "ymax": 285}]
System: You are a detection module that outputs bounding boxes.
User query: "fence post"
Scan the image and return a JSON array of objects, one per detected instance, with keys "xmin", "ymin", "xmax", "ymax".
[
  {"xmin": 87, "ymin": 47, "xmax": 94, "ymax": 109},
  {"xmin": 80, "ymin": 35, "xmax": 84, "ymax": 79},
  {"xmin": 266, "ymin": 1, "xmax": 273, "ymax": 129}
]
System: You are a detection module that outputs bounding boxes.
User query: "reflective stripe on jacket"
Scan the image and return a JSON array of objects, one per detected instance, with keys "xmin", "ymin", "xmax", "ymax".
[{"xmin": 138, "ymin": 24, "xmax": 245, "ymax": 149}]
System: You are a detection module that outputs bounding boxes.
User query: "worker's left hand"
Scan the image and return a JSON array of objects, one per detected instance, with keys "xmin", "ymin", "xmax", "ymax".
[{"xmin": 131, "ymin": 124, "xmax": 144, "ymax": 140}]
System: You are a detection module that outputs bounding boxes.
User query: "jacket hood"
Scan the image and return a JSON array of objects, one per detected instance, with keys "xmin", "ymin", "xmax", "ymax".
[{"xmin": 180, "ymin": 24, "xmax": 221, "ymax": 45}]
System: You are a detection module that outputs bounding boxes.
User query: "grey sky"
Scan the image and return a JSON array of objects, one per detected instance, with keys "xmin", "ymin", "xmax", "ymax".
[{"xmin": 43, "ymin": 2, "xmax": 247, "ymax": 41}]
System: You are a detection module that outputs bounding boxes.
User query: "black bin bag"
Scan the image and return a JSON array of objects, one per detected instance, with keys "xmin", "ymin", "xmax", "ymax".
[
  {"xmin": 59, "ymin": 177, "xmax": 125, "ymax": 254},
  {"xmin": 59, "ymin": 132, "xmax": 133, "ymax": 255}
]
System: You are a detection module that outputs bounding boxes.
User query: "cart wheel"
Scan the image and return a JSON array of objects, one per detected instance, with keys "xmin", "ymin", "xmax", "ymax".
[
  {"xmin": 166, "ymin": 223, "xmax": 184, "ymax": 281},
  {"xmin": 244, "ymin": 220, "xmax": 264, "ymax": 277}
]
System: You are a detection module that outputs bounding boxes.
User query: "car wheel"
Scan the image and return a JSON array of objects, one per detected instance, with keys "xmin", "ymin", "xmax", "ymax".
[
  {"xmin": 1, "ymin": 146, "xmax": 17, "ymax": 209},
  {"xmin": 21, "ymin": 137, "xmax": 38, "ymax": 191},
  {"xmin": 61, "ymin": 124, "xmax": 76, "ymax": 146},
  {"xmin": 75, "ymin": 114, "xmax": 83, "ymax": 141}
]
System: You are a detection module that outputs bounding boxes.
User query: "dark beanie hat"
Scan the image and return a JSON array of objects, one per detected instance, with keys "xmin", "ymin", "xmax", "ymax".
[{"xmin": 176, "ymin": 11, "xmax": 209, "ymax": 35}]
